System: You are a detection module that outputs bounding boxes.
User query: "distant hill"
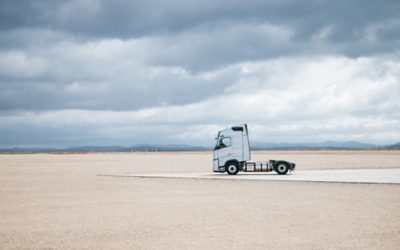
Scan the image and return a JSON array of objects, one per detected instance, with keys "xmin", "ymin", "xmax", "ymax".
[
  {"xmin": 251, "ymin": 141, "xmax": 381, "ymax": 150},
  {"xmin": 386, "ymin": 142, "xmax": 400, "ymax": 149},
  {"xmin": 63, "ymin": 144, "xmax": 208, "ymax": 152},
  {"xmin": 0, "ymin": 141, "xmax": 399, "ymax": 153},
  {"xmin": 0, "ymin": 144, "xmax": 208, "ymax": 153}
]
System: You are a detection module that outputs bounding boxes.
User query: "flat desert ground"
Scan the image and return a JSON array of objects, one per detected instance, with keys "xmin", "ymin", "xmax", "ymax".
[{"xmin": 1, "ymin": 151, "xmax": 399, "ymax": 249}]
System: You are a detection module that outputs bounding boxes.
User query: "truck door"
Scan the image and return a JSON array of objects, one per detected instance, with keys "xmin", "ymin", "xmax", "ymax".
[{"xmin": 215, "ymin": 137, "xmax": 232, "ymax": 168}]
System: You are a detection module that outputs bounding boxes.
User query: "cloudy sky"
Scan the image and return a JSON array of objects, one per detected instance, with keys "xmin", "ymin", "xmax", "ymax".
[{"xmin": 0, "ymin": 0, "xmax": 399, "ymax": 147}]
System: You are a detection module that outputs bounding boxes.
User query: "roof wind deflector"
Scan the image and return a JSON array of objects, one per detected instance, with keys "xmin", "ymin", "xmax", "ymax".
[{"xmin": 231, "ymin": 126, "xmax": 244, "ymax": 132}]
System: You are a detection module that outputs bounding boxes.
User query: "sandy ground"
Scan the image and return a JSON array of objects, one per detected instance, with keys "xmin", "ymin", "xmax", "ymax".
[
  {"xmin": 0, "ymin": 151, "xmax": 399, "ymax": 249},
  {"xmin": 119, "ymin": 169, "xmax": 400, "ymax": 184}
]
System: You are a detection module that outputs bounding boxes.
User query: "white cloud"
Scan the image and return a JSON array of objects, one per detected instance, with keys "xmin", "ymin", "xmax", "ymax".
[
  {"xmin": 0, "ymin": 51, "xmax": 48, "ymax": 79},
  {"xmin": 1, "ymin": 55, "xmax": 399, "ymax": 146}
]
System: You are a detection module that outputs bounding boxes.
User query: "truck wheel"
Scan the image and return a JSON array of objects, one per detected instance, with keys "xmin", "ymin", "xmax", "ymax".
[
  {"xmin": 226, "ymin": 162, "xmax": 239, "ymax": 175},
  {"xmin": 275, "ymin": 162, "xmax": 289, "ymax": 175}
]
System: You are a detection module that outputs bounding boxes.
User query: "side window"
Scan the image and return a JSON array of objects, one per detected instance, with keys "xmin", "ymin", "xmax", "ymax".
[{"xmin": 219, "ymin": 137, "xmax": 232, "ymax": 149}]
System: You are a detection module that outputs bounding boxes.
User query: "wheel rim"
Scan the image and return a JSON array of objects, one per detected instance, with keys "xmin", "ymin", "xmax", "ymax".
[
  {"xmin": 277, "ymin": 164, "xmax": 286, "ymax": 172},
  {"xmin": 228, "ymin": 165, "xmax": 236, "ymax": 173}
]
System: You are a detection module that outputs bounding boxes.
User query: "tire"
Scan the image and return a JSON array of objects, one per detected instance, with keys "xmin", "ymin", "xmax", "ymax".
[
  {"xmin": 275, "ymin": 162, "xmax": 289, "ymax": 175},
  {"xmin": 226, "ymin": 162, "xmax": 239, "ymax": 175}
]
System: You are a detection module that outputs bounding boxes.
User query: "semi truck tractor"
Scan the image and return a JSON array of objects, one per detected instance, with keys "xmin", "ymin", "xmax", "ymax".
[{"xmin": 213, "ymin": 124, "xmax": 295, "ymax": 175}]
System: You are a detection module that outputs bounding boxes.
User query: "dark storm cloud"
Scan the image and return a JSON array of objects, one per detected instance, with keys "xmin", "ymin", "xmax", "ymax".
[
  {"xmin": 0, "ymin": 0, "xmax": 298, "ymax": 36},
  {"xmin": 1, "ymin": 0, "xmax": 399, "ymax": 41},
  {"xmin": 0, "ymin": 76, "xmax": 236, "ymax": 111},
  {"xmin": 0, "ymin": 0, "xmax": 398, "ymax": 73}
]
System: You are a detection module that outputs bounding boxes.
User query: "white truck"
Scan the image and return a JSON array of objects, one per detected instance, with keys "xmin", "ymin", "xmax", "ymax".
[{"xmin": 213, "ymin": 124, "xmax": 295, "ymax": 175}]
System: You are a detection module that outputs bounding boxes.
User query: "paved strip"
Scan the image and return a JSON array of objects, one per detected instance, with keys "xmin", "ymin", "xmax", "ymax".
[{"xmin": 101, "ymin": 168, "xmax": 400, "ymax": 184}]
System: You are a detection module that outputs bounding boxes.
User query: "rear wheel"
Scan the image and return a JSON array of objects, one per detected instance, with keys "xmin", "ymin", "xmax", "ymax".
[
  {"xmin": 275, "ymin": 162, "xmax": 289, "ymax": 175},
  {"xmin": 226, "ymin": 162, "xmax": 239, "ymax": 175}
]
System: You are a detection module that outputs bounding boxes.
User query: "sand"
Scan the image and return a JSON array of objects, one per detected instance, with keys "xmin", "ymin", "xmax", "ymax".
[{"xmin": 0, "ymin": 151, "xmax": 399, "ymax": 249}]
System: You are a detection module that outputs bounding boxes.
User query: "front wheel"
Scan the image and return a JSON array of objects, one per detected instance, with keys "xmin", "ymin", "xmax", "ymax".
[
  {"xmin": 226, "ymin": 162, "xmax": 239, "ymax": 175},
  {"xmin": 275, "ymin": 162, "xmax": 289, "ymax": 175}
]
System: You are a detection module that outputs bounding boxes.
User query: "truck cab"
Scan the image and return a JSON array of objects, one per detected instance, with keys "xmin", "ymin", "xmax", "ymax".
[{"xmin": 213, "ymin": 124, "xmax": 250, "ymax": 173}]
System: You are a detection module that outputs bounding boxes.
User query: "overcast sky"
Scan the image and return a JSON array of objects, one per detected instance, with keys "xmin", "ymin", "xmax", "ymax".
[{"xmin": 0, "ymin": 0, "xmax": 399, "ymax": 147}]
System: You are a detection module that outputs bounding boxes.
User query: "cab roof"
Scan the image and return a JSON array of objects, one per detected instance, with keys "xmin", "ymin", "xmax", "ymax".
[{"xmin": 219, "ymin": 123, "xmax": 248, "ymax": 137}]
